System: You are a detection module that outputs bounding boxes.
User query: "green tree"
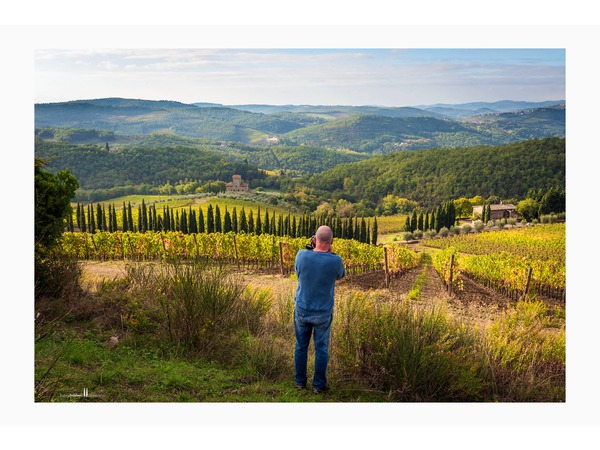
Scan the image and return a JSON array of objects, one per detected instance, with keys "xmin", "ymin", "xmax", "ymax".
[
  {"xmin": 263, "ymin": 209, "xmax": 270, "ymax": 234},
  {"xmin": 76, "ymin": 203, "xmax": 81, "ymax": 231},
  {"xmin": 128, "ymin": 202, "xmax": 134, "ymax": 232},
  {"xmin": 215, "ymin": 205, "xmax": 222, "ymax": 233},
  {"xmin": 248, "ymin": 209, "xmax": 255, "ymax": 234},
  {"xmin": 198, "ymin": 208, "xmax": 205, "ymax": 233},
  {"xmin": 516, "ymin": 198, "xmax": 540, "ymax": 222},
  {"xmin": 96, "ymin": 203, "xmax": 104, "ymax": 232},
  {"xmin": 207, "ymin": 204, "xmax": 215, "ymax": 233},
  {"xmin": 35, "ymin": 158, "xmax": 79, "ymax": 296},
  {"xmin": 232, "ymin": 207, "xmax": 238, "ymax": 233},
  {"xmin": 255, "ymin": 207, "xmax": 262, "ymax": 235},
  {"xmin": 371, "ymin": 217, "xmax": 378, "ymax": 245},
  {"xmin": 224, "ymin": 207, "xmax": 232, "ymax": 233},
  {"xmin": 239, "ymin": 208, "xmax": 248, "ymax": 233}
]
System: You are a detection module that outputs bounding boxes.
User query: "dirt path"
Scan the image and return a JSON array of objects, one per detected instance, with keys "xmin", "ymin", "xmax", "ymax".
[{"xmin": 79, "ymin": 259, "xmax": 555, "ymax": 330}]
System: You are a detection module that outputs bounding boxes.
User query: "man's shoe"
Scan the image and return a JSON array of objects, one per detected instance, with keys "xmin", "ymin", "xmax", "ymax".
[
  {"xmin": 295, "ymin": 383, "xmax": 306, "ymax": 390},
  {"xmin": 312, "ymin": 385, "xmax": 330, "ymax": 394}
]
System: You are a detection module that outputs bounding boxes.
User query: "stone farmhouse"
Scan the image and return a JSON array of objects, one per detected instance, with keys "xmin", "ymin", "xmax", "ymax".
[
  {"xmin": 473, "ymin": 203, "xmax": 520, "ymax": 220},
  {"xmin": 225, "ymin": 175, "xmax": 253, "ymax": 194}
]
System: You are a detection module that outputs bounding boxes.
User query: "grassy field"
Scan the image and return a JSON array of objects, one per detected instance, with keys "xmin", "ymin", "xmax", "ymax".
[{"xmin": 36, "ymin": 232, "xmax": 565, "ymax": 403}]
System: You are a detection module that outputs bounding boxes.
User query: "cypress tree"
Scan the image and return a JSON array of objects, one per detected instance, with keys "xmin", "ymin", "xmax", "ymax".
[
  {"xmin": 207, "ymin": 204, "xmax": 215, "ymax": 233},
  {"xmin": 424, "ymin": 211, "xmax": 430, "ymax": 232},
  {"xmin": 137, "ymin": 205, "xmax": 142, "ymax": 233},
  {"xmin": 170, "ymin": 209, "xmax": 175, "ymax": 231},
  {"xmin": 435, "ymin": 205, "xmax": 443, "ymax": 231},
  {"xmin": 264, "ymin": 209, "xmax": 270, "ymax": 235},
  {"xmin": 122, "ymin": 202, "xmax": 128, "ymax": 232},
  {"xmin": 215, "ymin": 205, "xmax": 222, "ymax": 233},
  {"xmin": 198, "ymin": 208, "xmax": 205, "ymax": 233},
  {"xmin": 141, "ymin": 199, "xmax": 148, "ymax": 233},
  {"xmin": 102, "ymin": 204, "xmax": 108, "ymax": 231},
  {"xmin": 224, "ymin": 208, "xmax": 232, "ymax": 233},
  {"xmin": 67, "ymin": 212, "xmax": 74, "ymax": 232},
  {"xmin": 189, "ymin": 208, "xmax": 197, "ymax": 234},
  {"xmin": 181, "ymin": 209, "xmax": 188, "ymax": 234},
  {"xmin": 232, "ymin": 207, "xmax": 238, "ymax": 233},
  {"xmin": 360, "ymin": 217, "xmax": 367, "ymax": 243},
  {"xmin": 278, "ymin": 214, "xmax": 284, "ymax": 236},
  {"xmin": 89, "ymin": 204, "xmax": 96, "ymax": 234},
  {"xmin": 108, "ymin": 204, "xmax": 113, "ymax": 232},
  {"xmin": 164, "ymin": 206, "xmax": 170, "ymax": 232},
  {"xmin": 148, "ymin": 205, "xmax": 154, "ymax": 231},
  {"xmin": 96, "ymin": 203, "xmax": 103, "ymax": 232},
  {"xmin": 404, "ymin": 216, "xmax": 411, "ymax": 232},
  {"xmin": 417, "ymin": 212, "xmax": 424, "ymax": 232},
  {"xmin": 76, "ymin": 203, "xmax": 81, "ymax": 231},
  {"xmin": 248, "ymin": 209, "xmax": 255, "ymax": 234},
  {"xmin": 372, "ymin": 217, "xmax": 378, "ymax": 245},
  {"xmin": 128, "ymin": 202, "xmax": 134, "ymax": 232},
  {"xmin": 256, "ymin": 207, "xmax": 262, "ymax": 235},
  {"xmin": 152, "ymin": 206, "xmax": 158, "ymax": 232},
  {"xmin": 239, "ymin": 208, "xmax": 248, "ymax": 233},
  {"xmin": 112, "ymin": 204, "xmax": 117, "ymax": 232},
  {"xmin": 366, "ymin": 222, "xmax": 371, "ymax": 245},
  {"xmin": 410, "ymin": 210, "xmax": 417, "ymax": 232},
  {"xmin": 283, "ymin": 214, "xmax": 289, "ymax": 237},
  {"xmin": 80, "ymin": 205, "xmax": 87, "ymax": 232}
]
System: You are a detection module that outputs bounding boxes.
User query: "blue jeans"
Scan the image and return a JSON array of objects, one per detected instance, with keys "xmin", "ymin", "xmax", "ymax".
[{"xmin": 294, "ymin": 309, "xmax": 333, "ymax": 390}]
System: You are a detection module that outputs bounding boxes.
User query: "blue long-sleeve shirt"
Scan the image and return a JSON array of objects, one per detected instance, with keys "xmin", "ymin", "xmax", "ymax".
[{"xmin": 294, "ymin": 249, "xmax": 346, "ymax": 315}]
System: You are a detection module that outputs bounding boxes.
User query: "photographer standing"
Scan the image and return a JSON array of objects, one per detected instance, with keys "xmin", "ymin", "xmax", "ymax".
[{"xmin": 293, "ymin": 225, "xmax": 346, "ymax": 393}]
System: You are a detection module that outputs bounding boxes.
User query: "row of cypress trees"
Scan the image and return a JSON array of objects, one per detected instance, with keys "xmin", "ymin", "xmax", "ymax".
[
  {"xmin": 71, "ymin": 201, "xmax": 379, "ymax": 245},
  {"xmin": 403, "ymin": 201, "xmax": 457, "ymax": 233}
]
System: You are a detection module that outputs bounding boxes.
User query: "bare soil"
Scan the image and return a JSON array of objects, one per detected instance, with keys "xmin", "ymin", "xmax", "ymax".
[{"xmin": 79, "ymin": 258, "xmax": 562, "ymax": 330}]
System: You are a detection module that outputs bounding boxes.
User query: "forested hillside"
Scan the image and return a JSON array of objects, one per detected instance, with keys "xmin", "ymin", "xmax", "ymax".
[
  {"xmin": 35, "ymin": 98, "xmax": 565, "ymax": 149},
  {"xmin": 296, "ymin": 137, "xmax": 565, "ymax": 208},
  {"xmin": 35, "ymin": 98, "xmax": 306, "ymax": 143},
  {"xmin": 35, "ymin": 134, "xmax": 369, "ymax": 190},
  {"xmin": 34, "ymin": 139, "xmax": 266, "ymax": 190},
  {"xmin": 280, "ymin": 107, "xmax": 565, "ymax": 152}
]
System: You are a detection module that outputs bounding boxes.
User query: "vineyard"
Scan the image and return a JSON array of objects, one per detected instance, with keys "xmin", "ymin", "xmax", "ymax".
[
  {"xmin": 41, "ymin": 221, "xmax": 567, "ymax": 403},
  {"xmin": 58, "ymin": 231, "xmax": 421, "ymax": 276},
  {"xmin": 57, "ymin": 222, "xmax": 566, "ymax": 303},
  {"xmin": 425, "ymin": 223, "xmax": 566, "ymax": 302}
]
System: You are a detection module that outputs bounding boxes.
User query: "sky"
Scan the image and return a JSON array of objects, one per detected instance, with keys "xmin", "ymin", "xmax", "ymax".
[{"xmin": 34, "ymin": 48, "xmax": 565, "ymax": 107}]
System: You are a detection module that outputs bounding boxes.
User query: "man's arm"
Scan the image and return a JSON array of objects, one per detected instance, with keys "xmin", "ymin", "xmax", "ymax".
[{"xmin": 337, "ymin": 257, "xmax": 346, "ymax": 280}]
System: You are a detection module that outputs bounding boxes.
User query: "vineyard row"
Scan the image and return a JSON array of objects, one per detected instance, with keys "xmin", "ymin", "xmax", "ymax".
[{"xmin": 58, "ymin": 231, "xmax": 421, "ymax": 276}]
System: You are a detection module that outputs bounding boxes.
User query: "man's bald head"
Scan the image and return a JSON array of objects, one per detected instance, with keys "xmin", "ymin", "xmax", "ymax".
[{"xmin": 315, "ymin": 225, "xmax": 334, "ymax": 245}]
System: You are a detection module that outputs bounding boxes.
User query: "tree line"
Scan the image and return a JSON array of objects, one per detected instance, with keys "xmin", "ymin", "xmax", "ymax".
[
  {"xmin": 70, "ymin": 201, "xmax": 379, "ymax": 245},
  {"xmin": 402, "ymin": 201, "xmax": 457, "ymax": 233}
]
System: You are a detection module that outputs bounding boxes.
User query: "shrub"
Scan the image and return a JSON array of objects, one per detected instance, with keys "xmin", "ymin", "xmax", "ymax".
[
  {"xmin": 413, "ymin": 229, "xmax": 423, "ymax": 240},
  {"xmin": 331, "ymin": 292, "xmax": 485, "ymax": 401},
  {"xmin": 438, "ymin": 227, "xmax": 450, "ymax": 237},
  {"xmin": 473, "ymin": 220, "xmax": 485, "ymax": 232},
  {"xmin": 401, "ymin": 232, "xmax": 414, "ymax": 241},
  {"xmin": 461, "ymin": 223, "xmax": 472, "ymax": 234},
  {"xmin": 485, "ymin": 300, "xmax": 565, "ymax": 401}
]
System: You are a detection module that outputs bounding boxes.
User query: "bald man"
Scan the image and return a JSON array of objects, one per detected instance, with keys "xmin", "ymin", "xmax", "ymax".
[{"xmin": 293, "ymin": 225, "xmax": 346, "ymax": 393}]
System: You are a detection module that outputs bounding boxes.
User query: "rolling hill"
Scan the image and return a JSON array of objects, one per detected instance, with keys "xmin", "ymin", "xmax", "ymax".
[{"xmin": 35, "ymin": 98, "xmax": 565, "ymax": 150}]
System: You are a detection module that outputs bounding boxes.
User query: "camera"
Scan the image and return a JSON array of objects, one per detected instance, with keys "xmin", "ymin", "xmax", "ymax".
[{"xmin": 306, "ymin": 235, "xmax": 316, "ymax": 250}]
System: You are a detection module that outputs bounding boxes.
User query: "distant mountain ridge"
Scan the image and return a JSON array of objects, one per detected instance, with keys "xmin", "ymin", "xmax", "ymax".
[{"xmin": 35, "ymin": 97, "xmax": 565, "ymax": 151}]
